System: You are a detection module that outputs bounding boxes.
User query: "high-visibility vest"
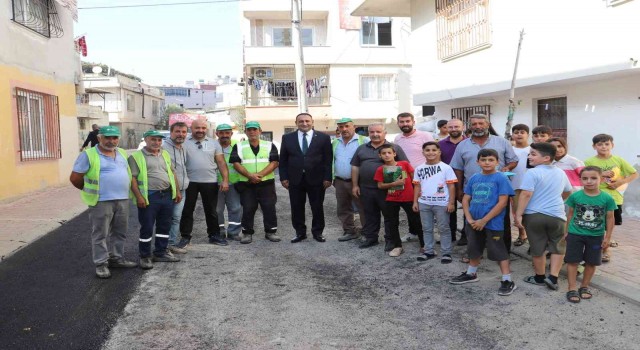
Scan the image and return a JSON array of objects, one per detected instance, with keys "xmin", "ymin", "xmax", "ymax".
[
  {"xmin": 81, "ymin": 147, "xmax": 132, "ymax": 206},
  {"xmin": 331, "ymin": 135, "xmax": 367, "ymax": 179},
  {"xmin": 236, "ymin": 140, "xmax": 275, "ymax": 182},
  {"xmin": 218, "ymin": 140, "xmax": 240, "ymax": 184},
  {"xmin": 131, "ymin": 150, "xmax": 176, "ymax": 205}
]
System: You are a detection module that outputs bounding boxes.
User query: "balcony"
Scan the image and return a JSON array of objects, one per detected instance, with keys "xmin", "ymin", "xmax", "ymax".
[
  {"xmin": 351, "ymin": 0, "xmax": 411, "ymax": 17},
  {"xmin": 244, "ymin": 46, "xmax": 334, "ymax": 65},
  {"xmin": 246, "ymin": 65, "xmax": 330, "ymax": 108},
  {"xmin": 242, "ymin": 0, "xmax": 330, "ymax": 19}
]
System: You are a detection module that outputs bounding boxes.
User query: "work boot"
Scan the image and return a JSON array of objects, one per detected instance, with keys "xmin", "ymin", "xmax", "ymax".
[
  {"xmin": 108, "ymin": 258, "xmax": 137, "ymax": 268},
  {"xmin": 168, "ymin": 245, "xmax": 187, "ymax": 254},
  {"xmin": 95, "ymin": 263, "xmax": 111, "ymax": 279},
  {"xmin": 176, "ymin": 238, "xmax": 190, "ymax": 249},
  {"xmin": 265, "ymin": 233, "xmax": 281, "ymax": 242},
  {"xmin": 153, "ymin": 253, "xmax": 180, "ymax": 262},
  {"xmin": 241, "ymin": 234, "xmax": 253, "ymax": 244},
  {"xmin": 338, "ymin": 232, "xmax": 360, "ymax": 242},
  {"xmin": 139, "ymin": 257, "xmax": 154, "ymax": 270},
  {"xmin": 227, "ymin": 234, "xmax": 242, "ymax": 242}
]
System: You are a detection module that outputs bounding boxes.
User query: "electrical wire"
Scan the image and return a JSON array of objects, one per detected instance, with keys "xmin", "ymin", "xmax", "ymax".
[{"xmin": 78, "ymin": 0, "xmax": 247, "ymax": 10}]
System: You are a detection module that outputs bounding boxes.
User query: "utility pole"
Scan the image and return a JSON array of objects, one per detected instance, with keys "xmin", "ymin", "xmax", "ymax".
[
  {"xmin": 291, "ymin": 0, "xmax": 308, "ymax": 113},
  {"xmin": 504, "ymin": 29, "xmax": 525, "ymax": 139}
]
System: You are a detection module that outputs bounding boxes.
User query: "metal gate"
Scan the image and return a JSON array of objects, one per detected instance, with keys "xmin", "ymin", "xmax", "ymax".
[{"xmin": 451, "ymin": 105, "xmax": 491, "ymax": 128}]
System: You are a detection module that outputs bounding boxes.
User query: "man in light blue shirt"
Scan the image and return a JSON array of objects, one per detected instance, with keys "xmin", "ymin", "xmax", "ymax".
[{"xmin": 332, "ymin": 118, "xmax": 368, "ymax": 242}]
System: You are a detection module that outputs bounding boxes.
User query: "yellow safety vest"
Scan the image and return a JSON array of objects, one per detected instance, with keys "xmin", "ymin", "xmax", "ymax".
[
  {"xmin": 131, "ymin": 150, "xmax": 177, "ymax": 205},
  {"xmin": 81, "ymin": 147, "xmax": 132, "ymax": 206},
  {"xmin": 236, "ymin": 140, "xmax": 275, "ymax": 182},
  {"xmin": 218, "ymin": 139, "xmax": 240, "ymax": 184}
]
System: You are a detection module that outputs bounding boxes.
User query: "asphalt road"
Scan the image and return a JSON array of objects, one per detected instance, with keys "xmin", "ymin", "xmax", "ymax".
[{"xmin": 2, "ymin": 184, "xmax": 640, "ymax": 350}]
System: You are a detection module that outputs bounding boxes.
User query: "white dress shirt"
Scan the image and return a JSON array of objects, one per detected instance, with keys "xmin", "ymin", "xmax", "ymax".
[{"xmin": 297, "ymin": 129, "xmax": 314, "ymax": 151}]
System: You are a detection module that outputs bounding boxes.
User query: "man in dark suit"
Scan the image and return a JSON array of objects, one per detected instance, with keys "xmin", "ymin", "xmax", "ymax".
[{"xmin": 279, "ymin": 113, "xmax": 333, "ymax": 243}]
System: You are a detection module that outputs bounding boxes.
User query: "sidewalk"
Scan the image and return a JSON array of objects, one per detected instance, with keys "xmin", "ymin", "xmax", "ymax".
[{"xmin": 0, "ymin": 185, "xmax": 86, "ymax": 261}]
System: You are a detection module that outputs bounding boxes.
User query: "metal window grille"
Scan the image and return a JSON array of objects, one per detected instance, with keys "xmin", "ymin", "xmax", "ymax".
[
  {"xmin": 436, "ymin": 0, "xmax": 491, "ymax": 61},
  {"xmin": 537, "ymin": 97, "xmax": 567, "ymax": 138},
  {"xmin": 15, "ymin": 88, "xmax": 62, "ymax": 161},
  {"xmin": 11, "ymin": 0, "xmax": 64, "ymax": 38},
  {"xmin": 451, "ymin": 105, "xmax": 491, "ymax": 128}
]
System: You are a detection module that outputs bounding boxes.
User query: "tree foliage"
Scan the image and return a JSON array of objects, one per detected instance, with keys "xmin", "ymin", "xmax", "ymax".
[{"xmin": 156, "ymin": 104, "xmax": 185, "ymax": 130}]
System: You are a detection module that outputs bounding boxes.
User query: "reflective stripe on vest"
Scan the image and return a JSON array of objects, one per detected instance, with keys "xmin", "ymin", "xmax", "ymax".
[
  {"xmin": 81, "ymin": 147, "xmax": 132, "ymax": 206},
  {"xmin": 236, "ymin": 140, "xmax": 274, "ymax": 182},
  {"xmin": 331, "ymin": 135, "xmax": 366, "ymax": 179},
  {"xmin": 218, "ymin": 139, "xmax": 240, "ymax": 183},
  {"xmin": 131, "ymin": 150, "xmax": 177, "ymax": 205}
]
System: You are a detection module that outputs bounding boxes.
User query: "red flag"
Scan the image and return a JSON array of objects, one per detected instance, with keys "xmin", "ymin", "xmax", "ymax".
[{"xmin": 77, "ymin": 36, "xmax": 87, "ymax": 57}]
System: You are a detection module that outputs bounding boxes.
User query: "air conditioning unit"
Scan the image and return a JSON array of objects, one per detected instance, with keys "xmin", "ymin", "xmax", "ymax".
[{"xmin": 253, "ymin": 68, "xmax": 272, "ymax": 79}]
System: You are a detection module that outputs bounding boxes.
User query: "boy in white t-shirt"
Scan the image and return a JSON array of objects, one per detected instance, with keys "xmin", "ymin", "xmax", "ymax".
[
  {"xmin": 413, "ymin": 142, "xmax": 458, "ymax": 264},
  {"xmin": 510, "ymin": 124, "xmax": 530, "ymax": 246}
]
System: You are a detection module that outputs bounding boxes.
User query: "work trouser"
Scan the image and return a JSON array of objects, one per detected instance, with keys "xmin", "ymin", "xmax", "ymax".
[
  {"xmin": 138, "ymin": 190, "xmax": 173, "ymax": 258},
  {"xmin": 88, "ymin": 199, "xmax": 129, "ymax": 266},
  {"xmin": 334, "ymin": 177, "xmax": 365, "ymax": 234},
  {"xmin": 236, "ymin": 181, "xmax": 278, "ymax": 235},
  {"xmin": 180, "ymin": 182, "xmax": 220, "ymax": 238},
  {"xmin": 216, "ymin": 183, "xmax": 242, "ymax": 237}
]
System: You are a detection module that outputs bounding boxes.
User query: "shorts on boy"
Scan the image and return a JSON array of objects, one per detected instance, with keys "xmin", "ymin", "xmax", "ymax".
[
  {"xmin": 522, "ymin": 213, "xmax": 566, "ymax": 256},
  {"xmin": 564, "ymin": 233, "xmax": 603, "ymax": 266},
  {"xmin": 465, "ymin": 226, "xmax": 509, "ymax": 261}
]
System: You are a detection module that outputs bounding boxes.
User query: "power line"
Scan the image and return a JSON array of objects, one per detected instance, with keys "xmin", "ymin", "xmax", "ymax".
[{"xmin": 78, "ymin": 0, "xmax": 246, "ymax": 10}]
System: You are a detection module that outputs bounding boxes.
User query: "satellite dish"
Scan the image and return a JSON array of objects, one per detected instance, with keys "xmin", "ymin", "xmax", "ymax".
[{"xmin": 92, "ymin": 66, "xmax": 103, "ymax": 74}]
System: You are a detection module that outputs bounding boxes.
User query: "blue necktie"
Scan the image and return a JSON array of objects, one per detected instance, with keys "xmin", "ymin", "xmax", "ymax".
[{"xmin": 302, "ymin": 132, "xmax": 308, "ymax": 154}]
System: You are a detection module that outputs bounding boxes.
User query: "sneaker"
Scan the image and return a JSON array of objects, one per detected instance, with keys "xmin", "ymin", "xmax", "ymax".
[
  {"xmin": 449, "ymin": 272, "xmax": 479, "ymax": 284},
  {"xmin": 227, "ymin": 234, "xmax": 242, "ymax": 242},
  {"xmin": 95, "ymin": 263, "xmax": 111, "ymax": 279},
  {"xmin": 456, "ymin": 236, "xmax": 468, "ymax": 246},
  {"xmin": 265, "ymin": 233, "xmax": 281, "ymax": 242},
  {"xmin": 338, "ymin": 232, "xmax": 360, "ymax": 242},
  {"xmin": 241, "ymin": 234, "xmax": 253, "ymax": 244},
  {"xmin": 153, "ymin": 254, "xmax": 180, "ymax": 263},
  {"xmin": 389, "ymin": 247, "xmax": 404, "ymax": 257},
  {"xmin": 417, "ymin": 253, "xmax": 437, "ymax": 261},
  {"xmin": 108, "ymin": 258, "xmax": 137, "ymax": 268},
  {"xmin": 209, "ymin": 235, "xmax": 228, "ymax": 246},
  {"xmin": 401, "ymin": 233, "xmax": 418, "ymax": 243},
  {"xmin": 176, "ymin": 238, "xmax": 191, "ymax": 249},
  {"xmin": 498, "ymin": 280, "xmax": 517, "ymax": 296},
  {"xmin": 139, "ymin": 257, "xmax": 154, "ymax": 270},
  {"xmin": 168, "ymin": 245, "xmax": 187, "ymax": 254}
]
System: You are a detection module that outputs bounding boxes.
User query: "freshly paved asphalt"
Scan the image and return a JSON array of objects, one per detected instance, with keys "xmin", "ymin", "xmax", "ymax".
[{"xmin": 0, "ymin": 205, "xmax": 141, "ymax": 349}]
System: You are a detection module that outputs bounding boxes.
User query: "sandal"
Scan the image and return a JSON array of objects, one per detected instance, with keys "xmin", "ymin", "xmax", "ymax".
[
  {"xmin": 460, "ymin": 256, "xmax": 470, "ymax": 263},
  {"xmin": 566, "ymin": 290, "xmax": 581, "ymax": 303},
  {"xmin": 514, "ymin": 237, "xmax": 528, "ymax": 246},
  {"xmin": 602, "ymin": 253, "xmax": 611, "ymax": 263},
  {"xmin": 523, "ymin": 276, "xmax": 546, "ymax": 286},
  {"xmin": 609, "ymin": 240, "xmax": 619, "ymax": 248},
  {"xmin": 578, "ymin": 287, "xmax": 593, "ymax": 300}
]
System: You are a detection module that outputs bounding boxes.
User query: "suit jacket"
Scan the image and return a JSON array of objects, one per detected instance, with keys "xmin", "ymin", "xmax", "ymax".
[{"xmin": 279, "ymin": 130, "xmax": 333, "ymax": 186}]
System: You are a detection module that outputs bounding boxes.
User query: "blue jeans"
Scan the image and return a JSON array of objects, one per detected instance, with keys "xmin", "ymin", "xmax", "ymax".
[
  {"xmin": 419, "ymin": 203, "xmax": 452, "ymax": 255},
  {"xmin": 216, "ymin": 183, "xmax": 242, "ymax": 237},
  {"xmin": 138, "ymin": 190, "xmax": 173, "ymax": 257},
  {"xmin": 168, "ymin": 189, "xmax": 186, "ymax": 246}
]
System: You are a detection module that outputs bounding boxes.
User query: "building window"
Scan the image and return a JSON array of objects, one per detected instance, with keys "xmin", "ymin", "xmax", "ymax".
[
  {"xmin": 537, "ymin": 97, "xmax": 567, "ymax": 137},
  {"xmin": 126, "ymin": 94, "xmax": 135, "ymax": 112},
  {"xmin": 360, "ymin": 75, "xmax": 395, "ymax": 101},
  {"xmin": 11, "ymin": 0, "xmax": 64, "ymax": 38},
  {"xmin": 436, "ymin": 0, "xmax": 491, "ymax": 61},
  {"xmin": 451, "ymin": 105, "xmax": 491, "ymax": 128},
  {"xmin": 361, "ymin": 17, "xmax": 392, "ymax": 46},
  {"xmin": 15, "ymin": 88, "xmax": 61, "ymax": 161},
  {"xmin": 273, "ymin": 28, "xmax": 313, "ymax": 47},
  {"xmin": 152, "ymin": 100, "xmax": 159, "ymax": 117}
]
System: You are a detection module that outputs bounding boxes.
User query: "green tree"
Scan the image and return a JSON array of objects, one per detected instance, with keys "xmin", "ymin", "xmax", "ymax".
[{"xmin": 157, "ymin": 104, "xmax": 185, "ymax": 130}]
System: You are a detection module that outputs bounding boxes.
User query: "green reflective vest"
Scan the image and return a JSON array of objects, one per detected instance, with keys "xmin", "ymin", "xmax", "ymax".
[
  {"xmin": 331, "ymin": 135, "xmax": 367, "ymax": 179},
  {"xmin": 236, "ymin": 140, "xmax": 275, "ymax": 182},
  {"xmin": 131, "ymin": 150, "xmax": 177, "ymax": 205},
  {"xmin": 218, "ymin": 140, "xmax": 239, "ymax": 184},
  {"xmin": 81, "ymin": 147, "xmax": 132, "ymax": 207}
]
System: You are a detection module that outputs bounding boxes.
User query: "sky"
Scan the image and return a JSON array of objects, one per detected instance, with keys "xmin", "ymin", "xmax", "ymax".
[{"xmin": 74, "ymin": 0, "xmax": 244, "ymax": 86}]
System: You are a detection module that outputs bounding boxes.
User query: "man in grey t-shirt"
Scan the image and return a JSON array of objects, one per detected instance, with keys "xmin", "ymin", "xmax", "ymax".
[{"xmin": 177, "ymin": 119, "xmax": 230, "ymax": 248}]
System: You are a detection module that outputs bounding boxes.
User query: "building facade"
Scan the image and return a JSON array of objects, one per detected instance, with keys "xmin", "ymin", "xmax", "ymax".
[
  {"xmin": 354, "ymin": 0, "xmax": 640, "ymax": 214},
  {"xmin": 159, "ymin": 85, "xmax": 217, "ymax": 111},
  {"xmin": 240, "ymin": 0, "xmax": 413, "ymax": 142},
  {"xmin": 0, "ymin": 0, "xmax": 80, "ymax": 199}
]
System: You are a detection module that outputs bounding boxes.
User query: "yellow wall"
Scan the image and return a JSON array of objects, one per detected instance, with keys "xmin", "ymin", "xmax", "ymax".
[{"xmin": 0, "ymin": 65, "xmax": 78, "ymax": 200}]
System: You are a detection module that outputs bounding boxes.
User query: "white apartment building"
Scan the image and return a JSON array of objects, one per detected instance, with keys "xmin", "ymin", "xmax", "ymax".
[
  {"xmin": 159, "ymin": 85, "xmax": 217, "ymax": 111},
  {"xmin": 240, "ymin": 0, "xmax": 413, "ymax": 142},
  {"xmin": 353, "ymin": 0, "xmax": 640, "ymax": 213},
  {"xmin": 81, "ymin": 73, "xmax": 165, "ymax": 148}
]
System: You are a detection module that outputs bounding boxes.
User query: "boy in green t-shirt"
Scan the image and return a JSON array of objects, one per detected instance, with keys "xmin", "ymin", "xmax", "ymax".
[
  {"xmin": 564, "ymin": 166, "xmax": 617, "ymax": 303},
  {"xmin": 584, "ymin": 134, "xmax": 638, "ymax": 262}
]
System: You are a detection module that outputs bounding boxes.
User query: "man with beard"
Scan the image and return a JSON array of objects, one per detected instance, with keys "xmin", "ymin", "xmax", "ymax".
[
  {"xmin": 215, "ymin": 124, "xmax": 243, "ymax": 242},
  {"xmin": 439, "ymin": 118, "xmax": 466, "ymax": 244},
  {"xmin": 352, "ymin": 122, "xmax": 409, "ymax": 249},
  {"xmin": 393, "ymin": 112, "xmax": 432, "ymax": 243},
  {"xmin": 70, "ymin": 126, "xmax": 137, "ymax": 279},
  {"xmin": 177, "ymin": 119, "xmax": 229, "ymax": 248},
  {"xmin": 450, "ymin": 114, "xmax": 518, "ymax": 250},
  {"xmin": 163, "ymin": 122, "xmax": 189, "ymax": 254},
  {"xmin": 332, "ymin": 118, "xmax": 368, "ymax": 242}
]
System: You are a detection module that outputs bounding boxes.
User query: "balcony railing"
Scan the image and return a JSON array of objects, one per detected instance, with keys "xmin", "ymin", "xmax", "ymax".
[{"xmin": 436, "ymin": 0, "xmax": 491, "ymax": 61}]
